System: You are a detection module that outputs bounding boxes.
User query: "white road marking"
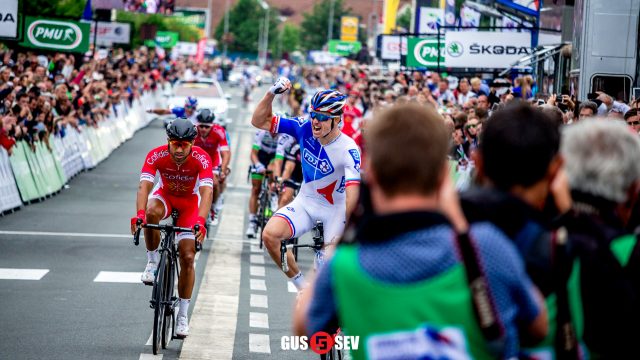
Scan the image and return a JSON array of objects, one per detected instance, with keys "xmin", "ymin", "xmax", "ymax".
[
  {"xmin": 145, "ymin": 332, "xmax": 153, "ymax": 346},
  {"xmin": 250, "ymin": 245, "xmax": 262, "ymax": 253},
  {"xmin": 179, "ymin": 191, "xmax": 246, "ymax": 360},
  {"xmin": 195, "ymin": 251, "xmax": 200, "ymax": 261},
  {"xmin": 250, "ymin": 265, "xmax": 265, "ymax": 277},
  {"xmin": 249, "ymin": 333, "xmax": 271, "ymax": 354},
  {"xmin": 0, "ymin": 268, "xmax": 49, "ymax": 280},
  {"xmin": 250, "ymin": 294, "xmax": 268, "ymax": 308},
  {"xmin": 139, "ymin": 354, "xmax": 163, "ymax": 359},
  {"xmin": 288, "ymin": 281, "xmax": 297, "ymax": 293},
  {"xmin": 249, "ymin": 312, "xmax": 269, "ymax": 328},
  {"xmin": 250, "ymin": 254, "xmax": 264, "ymax": 264},
  {"xmin": 250, "ymin": 278, "xmax": 266, "ymax": 291},
  {"xmin": 93, "ymin": 271, "xmax": 141, "ymax": 283},
  {"xmin": 0, "ymin": 230, "xmax": 130, "ymax": 238}
]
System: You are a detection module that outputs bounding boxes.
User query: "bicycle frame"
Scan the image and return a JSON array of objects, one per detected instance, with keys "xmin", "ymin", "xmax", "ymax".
[{"xmin": 280, "ymin": 221, "xmax": 325, "ymax": 273}]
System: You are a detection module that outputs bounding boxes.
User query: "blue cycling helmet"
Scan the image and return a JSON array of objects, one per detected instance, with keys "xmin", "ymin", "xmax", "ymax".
[
  {"xmin": 185, "ymin": 96, "xmax": 198, "ymax": 108},
  {"xmin": 310, "ymin": 90, "xmax": 347, "ymax": 115}
]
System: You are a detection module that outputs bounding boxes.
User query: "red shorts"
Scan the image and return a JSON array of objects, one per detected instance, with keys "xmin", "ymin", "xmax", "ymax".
[{"xmin": 149, "ymin": 186, "xmax": 200, "ymax": 242}]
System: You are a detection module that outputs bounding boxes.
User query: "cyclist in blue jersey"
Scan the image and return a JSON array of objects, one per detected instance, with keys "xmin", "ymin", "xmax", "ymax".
[
  {"xmin": 147, "ymin": 96, "xmax": 199, "ymax": 125},
  {"xmin": 251, "ymin": 77, "xmax": 361, "ymax": 291}
]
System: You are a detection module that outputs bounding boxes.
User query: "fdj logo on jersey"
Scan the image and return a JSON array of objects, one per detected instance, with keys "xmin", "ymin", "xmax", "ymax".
[
  {"xmin": 281, "ymin": 332, "xmax": 360, "ymax": 354},
  {"xmin": 303, "ymin": 149, "xmax": 334, "ymax": 175},
  {"xmin": 27, "ymin": 20, "xmax": 82, "ymax": 50}
]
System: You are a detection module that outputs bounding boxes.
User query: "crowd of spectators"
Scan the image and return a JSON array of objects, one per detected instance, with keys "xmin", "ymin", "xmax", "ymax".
[{"xmin": 0, "ymin": 47, "xmax": 175, "ymax": 156}]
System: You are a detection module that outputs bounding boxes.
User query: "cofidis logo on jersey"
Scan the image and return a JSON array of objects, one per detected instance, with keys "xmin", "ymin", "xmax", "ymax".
[{"xmin": 281, "ymin": 332, "xmax": 359, "ymax": 354}]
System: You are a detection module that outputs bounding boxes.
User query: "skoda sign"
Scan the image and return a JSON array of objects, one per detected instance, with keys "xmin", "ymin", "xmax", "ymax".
[
  {"xmin": 444, "ymin": 31, "xmax": 533, "ymax": 69},
  {"xmin": 21, "ymin": 17, "xmax": 90, "ymax": 53},
  {"xmin": 0, "ymin": 0, "xmax": 18, "ymax": 39}
]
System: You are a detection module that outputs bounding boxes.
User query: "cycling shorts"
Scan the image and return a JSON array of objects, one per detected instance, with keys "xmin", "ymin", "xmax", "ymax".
[
  {"xmin": 149, "ymin": 184, "xmax": 200, "ymax": 242},
  {"xmin": 272, "ymin": 195, "xmax": 346, "ymax": 244}
]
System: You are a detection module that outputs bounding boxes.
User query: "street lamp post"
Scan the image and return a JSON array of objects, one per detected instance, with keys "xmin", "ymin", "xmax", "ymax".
[
  {"xmin": 327, "ymin": 0, "xmax": 335, "ymax": 44},
  {"xmin": 223, "ymin": 0, "xmax": 230, "ymax": 58},
  {"xmin": 259, "ymin": 1, "xmax": 270, "ymax": 67}
]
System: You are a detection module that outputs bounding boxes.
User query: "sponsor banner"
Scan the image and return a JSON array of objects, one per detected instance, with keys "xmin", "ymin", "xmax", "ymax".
[
  {"xmin": 173, "ymin": 8, "xmax": 209, "ymax": 36},
  {"xmin": 90, "ymin": 22, "xmax": 132, "ymax": 46},
  {"xmin": 328, "ymin": 40, "xmax": 362, "ymax": 56},
  {"xmin": 417, "ymin": 7, "xmax": 444, "ymax": 34},
  {"xmin": 406, "ymin": 37, "xmax": 445, "ymax": 68},
  {"xmin": 21, "ymin": 17, "xmax": 90, "ymax": 53},
  {"xmin": 444, "ymin": 0, "xmax": 457, "ymax": 26},
  {"xmin": 444, "ymin": 31, "xmax": 533, "ymax": 68},
  {"xmin": 379, "ymin": 35, "xmax": 407, "ymax": 60},
  {"xmin": 460, "ymin": 6, "xmax": 481, "ymax": 30},
  {"xmin": 144, "ymin": 31, "xmax": 179, "ymax": 48},
  {"xmin": 0, "ymin": 0, "xmax": 18, "ymax": 39},
  {"xmin": 340, "ymin": 16, "xmax": 359, "ymax": 42},
  {"xmin": 174, "ymin": 41, "xmax": 198, "ymax": 56},
  {"xmin": 93, "ymin": 0, "xmax": 125, "ymax": 9}
]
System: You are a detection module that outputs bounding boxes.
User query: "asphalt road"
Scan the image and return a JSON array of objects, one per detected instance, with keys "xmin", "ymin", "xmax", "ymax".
[{"xmin": 0, "ymin": 84, "xmax": 323, "ymax": 360}]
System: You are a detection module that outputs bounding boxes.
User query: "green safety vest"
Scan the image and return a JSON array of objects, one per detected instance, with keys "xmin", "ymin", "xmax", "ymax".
[{"xmin": 332, "ymin": 244, "xmax": 496, "ymax": 360}]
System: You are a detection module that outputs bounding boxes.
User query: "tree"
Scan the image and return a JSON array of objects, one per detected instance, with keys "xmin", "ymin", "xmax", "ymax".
[
  {"xmin": 278, "ymin": 23, "xmax": 300, "ymax": 57},
  {"xmin": 116, "ymin": 11, "xmax": 201, "ymax": 48},
  {"xmin": 24, "ymin": 0, "xmax": 86, "ymax": 18},
  {"xmin": 300, "ymin": 0, "xmax": 352, "ymax": 51},
  {"xmin": 214, "ymin": 0, "xmax": 280, "ymax": 55},
  {"xmin": 396, "ymin": 7, "xmax": 411, "ymax": 32}
]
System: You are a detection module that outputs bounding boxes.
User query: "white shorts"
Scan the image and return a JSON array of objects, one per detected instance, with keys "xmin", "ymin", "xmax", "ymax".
[{"xmin": 272, "ymin": 194, "xmax": 346, "ymax": 244}]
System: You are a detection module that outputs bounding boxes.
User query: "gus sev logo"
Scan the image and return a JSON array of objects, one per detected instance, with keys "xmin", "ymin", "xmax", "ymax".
[{"xmin": 27, "ymin": 20, "xmax": 83, "ymax": 50}]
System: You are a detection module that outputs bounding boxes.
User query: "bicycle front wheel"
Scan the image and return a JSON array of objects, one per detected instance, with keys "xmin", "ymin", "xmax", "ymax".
[
  {"xmin": 161, "ymin": 251, "xmax": 176, "ymax": 349},
  {"xmin": 152, "ymin": 254, "xmax": 167, "ymax": 355}
]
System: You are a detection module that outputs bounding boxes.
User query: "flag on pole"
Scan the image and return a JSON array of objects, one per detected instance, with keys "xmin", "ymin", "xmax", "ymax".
[
  {"xmin": 82, "ymin": 0, "xmax": 93, "ymax": 21},
  {"xmin": 382, "ymin": 0, "xmax": 400, "ymax": 34}
]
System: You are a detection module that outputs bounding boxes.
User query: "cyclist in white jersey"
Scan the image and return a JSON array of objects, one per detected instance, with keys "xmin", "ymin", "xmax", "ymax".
[{"xmin": 251, "ymin": 77, "xmax": 361, "ymax": 291}]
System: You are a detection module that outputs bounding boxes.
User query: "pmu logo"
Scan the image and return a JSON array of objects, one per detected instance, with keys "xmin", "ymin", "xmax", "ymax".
[
  {"xmin": 281, "ymin": 332, "xmax": 359, "ymax": 354},
  {"xmin": 303, "ymin": 149, "xmax": 333, "ymax": 175}
]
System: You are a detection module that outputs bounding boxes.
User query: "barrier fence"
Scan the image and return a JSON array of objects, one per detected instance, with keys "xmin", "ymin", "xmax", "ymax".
[{"xmin": 0, "ymin": 89, "xmax": 166, "ymax": 213}]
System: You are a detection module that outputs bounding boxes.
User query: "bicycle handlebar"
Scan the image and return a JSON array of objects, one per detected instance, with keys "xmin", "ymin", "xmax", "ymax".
[{"xmin": 133, "ymin": 220, "xmax": 201, "ymax": 252}]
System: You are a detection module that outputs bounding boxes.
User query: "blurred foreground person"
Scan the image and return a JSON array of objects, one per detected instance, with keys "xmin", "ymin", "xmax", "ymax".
[
  {"xmin": 562, "ymin": 120, "xmax": 640, "ymax": 358},
  {"xmin": 295, "ymin": 104, "xmax": 547, "ymax": 359}
]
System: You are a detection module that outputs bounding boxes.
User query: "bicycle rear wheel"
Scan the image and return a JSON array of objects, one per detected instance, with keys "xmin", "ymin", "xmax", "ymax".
[
  {"xmin": 161, "ymin": 251, "xmax": 176, "ymax": 349},
  {"xmin": 152, "ymin": 253, "xmax": 167, "ymax": 355}
]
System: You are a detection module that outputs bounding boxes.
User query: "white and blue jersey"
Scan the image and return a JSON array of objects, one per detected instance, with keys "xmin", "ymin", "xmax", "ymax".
[
  {"xmin": 171, "ymin": 107, "xmax": 198, "ymax": 125},
  {"xmin": 270, "ymin": 114, "xmax": 361, "ymax": 243}
]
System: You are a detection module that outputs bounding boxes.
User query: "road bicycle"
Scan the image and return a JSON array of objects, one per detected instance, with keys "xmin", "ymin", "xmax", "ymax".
[
  {"xmin": 280, "ymin": 220, "xmax": 342, "ymax": 360},
  {"xmin": 255, "ymin": 169, "xmax": 277, "ymax": 248},
  {"xmin": 133, "ymin": 210, "xmax": 201, "ymax": 355}
]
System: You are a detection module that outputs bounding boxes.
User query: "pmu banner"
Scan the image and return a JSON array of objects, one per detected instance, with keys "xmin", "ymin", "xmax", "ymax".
[
  {"xmin": 20, "ymin": 17, "xmax": 90, "ymax": 53},
  {"xmin": 340, "ymin": 16, "xmax": 359, "ymax": 42}
]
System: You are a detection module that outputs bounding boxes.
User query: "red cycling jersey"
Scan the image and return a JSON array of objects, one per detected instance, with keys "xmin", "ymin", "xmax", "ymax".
[
  {"xmin": 341, "ymin": 104, "xmax": 362, "ymax": 138},
  {"xmin": 193, "ymin": 124, "xmax": 229, "ymax": 168},
  {"xmin": 140, "ymin": 145, "xmax": 214, "ymax": 239},
  {"xmin": 140, "ymin": 145, "xmax": 214, "ymax": 196}
]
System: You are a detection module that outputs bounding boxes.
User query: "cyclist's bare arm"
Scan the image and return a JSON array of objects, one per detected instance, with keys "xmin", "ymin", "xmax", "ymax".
[
  {"xmin": 272, "ymin": 158, "xmax": 283, "ymax": 178},
  {"xmin": 146, "ymin": 108, "xmax": 172, "ymax": 115},
  {"xmin": 251, "ymin": 92, "xmax": 276, "ymax": 131},
  {"xmin": 345, "ymin": 185, "xmax": 359, "ymax": 220},
  {"xmin": 131, "ymin": 181, "xmax": 154, "ymax": 234},
  {"xmin": 196, "ymin": 186, "xmax": 214, "ymax": 241},
  {"xmin": 250, "ymin": 148, "xmax": 261, "ymax": 168},
  {"xmin": 220, "ymin": 150, "xmax": 231, "ymax": 175},
  {"xmin": 282, "ymin": 160, "xmax": 295, "ymax": 181}
]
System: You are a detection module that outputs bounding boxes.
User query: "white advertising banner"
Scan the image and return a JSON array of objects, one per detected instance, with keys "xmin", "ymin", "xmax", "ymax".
[
  {"xmin": 174, "ymin": 42, "xmax": 198, "ymax": 56},
  {"xmin": 460, "ymin": 6, "xmax": 481, "ymax": 30},
  {"xmin": 90, "ymin": 22, "xmax": 132, "ymax": 46},
  {"xmin": 379, "ymin": 35, "xmax": 408, "ymax": 61},
  {"xmin": 444, "ymin": 31, "xmax": 533, "ymax": 68},
  {"xmin": 0, "ymin": 0, "xmax": 19, "ymax": 39},
  {"xmin": 417, "ymin": 7, "xmax": 444, "ymax": 34}
]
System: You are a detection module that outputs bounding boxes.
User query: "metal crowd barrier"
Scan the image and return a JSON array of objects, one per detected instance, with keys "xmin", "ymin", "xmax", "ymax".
[{"xmin": 0, "ymin": 89, "xmax": 166, "ymax": 213}]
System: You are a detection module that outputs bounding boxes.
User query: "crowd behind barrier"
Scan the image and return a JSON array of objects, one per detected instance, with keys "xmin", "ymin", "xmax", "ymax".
[{"xmin": 0, "ymin": 90, "xmax": 166, "ymax": 213}]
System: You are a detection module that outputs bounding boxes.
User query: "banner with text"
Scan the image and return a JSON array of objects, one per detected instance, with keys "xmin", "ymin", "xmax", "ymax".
[
  {"xmin": 444, "ymin": 31, "xmax": 533, "ymax": 68},
  {"xmin": 340, "ymin": 16, "xmax": 359, "ymax": 42},
  {"xmin": 0, "ymin": 0, "xmax": 19, "ymax": 39},
  {"xmin": 21, "ymin": 17, "xmax": 90, "ymax": 53},
  {"xmin": 406, "ymin": 37, "xmax": 444, "ymax": 68},
  {"xmin": 91, "ymin": 22, "xmax": 132, "ymax": 46}
]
